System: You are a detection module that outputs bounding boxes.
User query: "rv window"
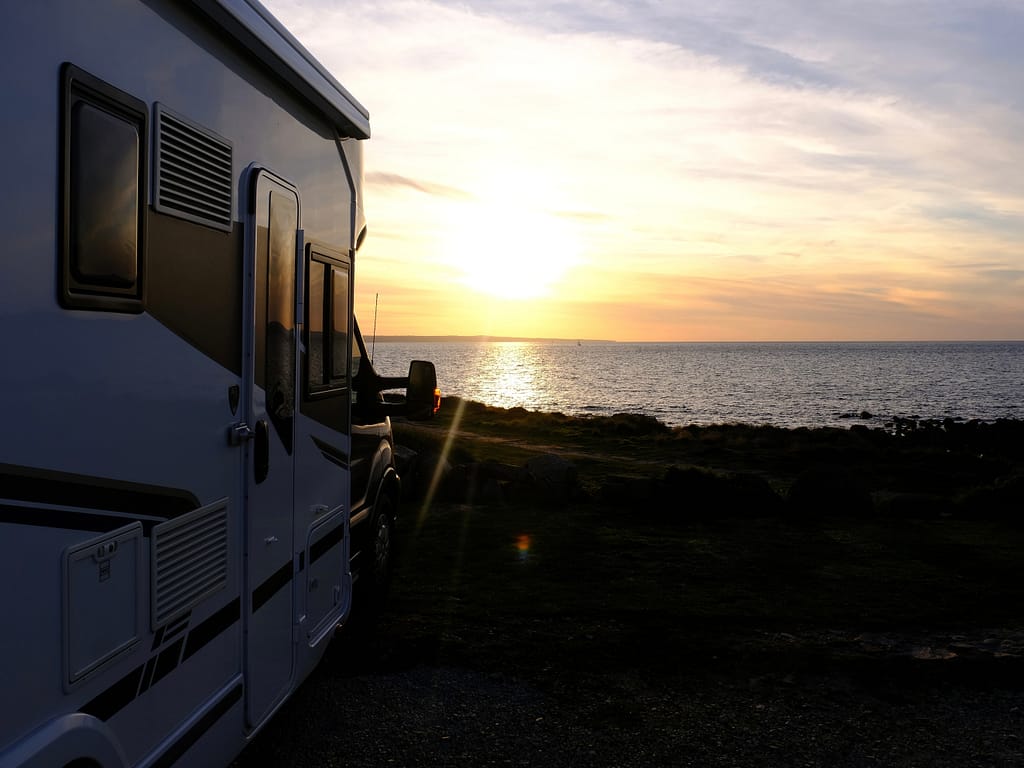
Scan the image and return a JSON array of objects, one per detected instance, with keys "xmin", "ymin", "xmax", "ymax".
[
  {"xmin": 331, "ymin": 265, "xmax": 349, "ymax": 380},
  {"xmin": 60, "ymin": 64, "xmax": 147, "ymax": 312},
  {"xmin": 71, "ymin": 104, "xmax": 140, "ymax": 288},
  {"xmin": 265, "ymin": 191, "xmax": 297, "ymax": 453},
  {"xmin": 308, "ymin": 261, "xmax": 326, "ymax": 387},
  {"xmin": 306, "ymin": 251, "xmax": 350, "ymax": 396}
]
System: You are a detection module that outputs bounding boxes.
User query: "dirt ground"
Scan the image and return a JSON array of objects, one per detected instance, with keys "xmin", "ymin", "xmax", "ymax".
[{"xmin": 235, "ymin": 406, "xmax": 1024, "ymax": 767}]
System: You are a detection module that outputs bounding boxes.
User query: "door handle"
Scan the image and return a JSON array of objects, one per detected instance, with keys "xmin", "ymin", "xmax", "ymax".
[
  {"xmin": 254, "ymin": 419, "xmax": 269, "ymax": 484},
  {"xmin": 228, "ymin": 422, "xmax": 253, "ymax": 445}
]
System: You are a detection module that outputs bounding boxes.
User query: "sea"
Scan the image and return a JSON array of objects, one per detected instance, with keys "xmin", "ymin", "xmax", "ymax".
[{"xmin": 367, "ymin": 340, "xmax": 1024, "ymax": 429}]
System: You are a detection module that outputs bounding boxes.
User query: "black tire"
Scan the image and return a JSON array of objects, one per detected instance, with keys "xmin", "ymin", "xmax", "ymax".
[{"xmin": 364, "ymin": 492, "xmax": 397, "ymax": 602}]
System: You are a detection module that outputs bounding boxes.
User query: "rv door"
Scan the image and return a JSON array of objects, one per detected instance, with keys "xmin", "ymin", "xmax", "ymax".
[{"xmin": 242, "ymin": 169, "xmax": 301, "ymax": 727}]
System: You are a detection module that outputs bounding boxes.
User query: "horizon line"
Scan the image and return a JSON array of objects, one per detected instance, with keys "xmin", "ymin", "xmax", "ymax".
[{"xmin": 370, "ymin": 335, "xmax": 1024, "ymax": 344}]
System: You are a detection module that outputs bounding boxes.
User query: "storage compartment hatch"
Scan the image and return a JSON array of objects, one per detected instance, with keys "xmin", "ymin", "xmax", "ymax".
[{"xmin": 64, "ymin": 523, "xmax": 142, "ymax": 685}]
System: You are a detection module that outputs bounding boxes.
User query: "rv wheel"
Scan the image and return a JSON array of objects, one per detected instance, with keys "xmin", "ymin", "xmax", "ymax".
[{"xmin": 366, "ymin": 493, "xmax": 396, "ymax": 598}]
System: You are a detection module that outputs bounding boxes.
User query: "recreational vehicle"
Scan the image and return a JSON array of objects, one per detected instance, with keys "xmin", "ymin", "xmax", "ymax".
[{"xmin": 0, "ymin": 1, "xmax": 437, "ymax": 766}]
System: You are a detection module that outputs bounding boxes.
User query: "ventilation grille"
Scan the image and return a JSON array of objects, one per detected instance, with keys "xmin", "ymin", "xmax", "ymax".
[
  {"xmin": 154, "ymin": 105, "xmax": 233, "ymax": 231},
  {"xmin": 151, "ymin": 500, "xmax": 229, "ymax": 629}
]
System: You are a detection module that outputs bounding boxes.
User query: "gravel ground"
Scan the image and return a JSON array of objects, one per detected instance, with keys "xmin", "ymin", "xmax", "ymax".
[{"xmin": 233, "ymin": 638, "xmax": 1024, "ymax": 768}]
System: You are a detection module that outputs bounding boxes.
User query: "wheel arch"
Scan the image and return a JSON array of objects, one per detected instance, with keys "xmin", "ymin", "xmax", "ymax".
[
  {"xmin": 374, "ymin": 465, "xmax": 402, "ymax": 522},
  {"xmin": 1, "ymin": 713, "xmax": 128, "ymax": 768}
]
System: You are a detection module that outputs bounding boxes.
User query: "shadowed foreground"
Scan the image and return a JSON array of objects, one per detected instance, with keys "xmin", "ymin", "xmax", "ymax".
[{"xmin": 235, "ymin": 404, "xmax": 1024, "ymax": 767}]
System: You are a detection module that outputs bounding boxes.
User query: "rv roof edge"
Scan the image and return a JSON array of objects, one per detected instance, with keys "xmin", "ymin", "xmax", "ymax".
[{"xmin": 191, "ymin": 0, "xmax": 371, "ymax": 139}]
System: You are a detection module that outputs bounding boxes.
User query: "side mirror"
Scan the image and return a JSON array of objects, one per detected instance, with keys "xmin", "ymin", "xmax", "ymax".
[{"xmin": 405, "ymin": 360, "xmax": 439, "ymax": 421}]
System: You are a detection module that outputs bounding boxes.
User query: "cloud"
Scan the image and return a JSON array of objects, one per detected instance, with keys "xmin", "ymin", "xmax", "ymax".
[
  {"xmin": 366, "ymin": 171, "xmax": 473, "ymax": 200},
  {"xmin": 265, "ymin": 0, "xmax": 1024, "ymax": 340},
  {"xmin": 919, "ymin": 202, "xmax": 1024, "ymax": 236}
]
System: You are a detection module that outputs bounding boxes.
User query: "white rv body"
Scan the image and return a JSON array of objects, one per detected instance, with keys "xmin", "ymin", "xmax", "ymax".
[{"xmin": 0, "ymin": 1, "xmax": 374, "ymax": 765}]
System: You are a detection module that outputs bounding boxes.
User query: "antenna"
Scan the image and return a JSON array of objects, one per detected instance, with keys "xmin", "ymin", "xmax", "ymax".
[{"xmin": 371, "ymin": 292, "xmax": 378, "ymax": 364}]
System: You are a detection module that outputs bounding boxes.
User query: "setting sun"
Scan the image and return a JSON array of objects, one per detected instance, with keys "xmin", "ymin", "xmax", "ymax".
[{"xmin": 443, "ymin": 180, "xmax": 582, "ymax": 301}]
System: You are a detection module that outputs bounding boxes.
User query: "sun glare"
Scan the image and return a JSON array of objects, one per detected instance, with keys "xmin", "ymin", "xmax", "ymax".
[{"xmin": 445, "ymin": 180, "xmax": 582, "ymax": 300}]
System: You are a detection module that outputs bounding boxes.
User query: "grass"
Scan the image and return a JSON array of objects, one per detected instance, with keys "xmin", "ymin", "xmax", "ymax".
[
  {"xmin": 383, "ymin": 400, "xmax": 1024, "ymax": 692},
  {"xmin": 397, "ymin": 397, "xmax": 1024, "ymax": 511},
  {"xmin": 235, "ymin": 403, "xmax": 1024, "ymax": 766},
  {"xmin": 374, "ymin": 502, "xmax": 1024, "ymax": 689}
]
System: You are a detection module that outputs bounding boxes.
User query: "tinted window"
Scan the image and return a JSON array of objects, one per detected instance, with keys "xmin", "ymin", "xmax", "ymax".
[
  {"xmin": 308, "ymin": 260, "xmax": 326, "ymax": 387},
  {"xmin": 60, "ymin": 65, "xmax": 147, "ymax": 312},
  {"xmin": 305, "ymin": 251, "xmax": 350, "ymax": 397},
  {"xmin": 331, "ymin": 265, "xmax": 349, "ymax": 380},
  {"xmin": 71, "ymin": 103, "xmax": 139, "ymax": 288},
  {"xmin": 265, "ymin": 190, "xmax": 297, "ymax": 453}
]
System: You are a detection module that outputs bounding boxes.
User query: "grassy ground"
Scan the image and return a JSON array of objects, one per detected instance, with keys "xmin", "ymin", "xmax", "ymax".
[
  {"xmin": 236, "ymin": 403, "xmax": 1024, "ymax": 766},
  {"xmin": 389, "ymin": 403, "xmax": 1024, "ymax": 757},
  {"xmin": 380, "ymin": 500, "xmax": 1024, "ymax": 669}
]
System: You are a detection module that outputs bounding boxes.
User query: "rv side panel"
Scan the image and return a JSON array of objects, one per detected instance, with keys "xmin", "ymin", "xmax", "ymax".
[{"xmin": 0, "ymin": 0, "xmax": 364, "ymax": 765}]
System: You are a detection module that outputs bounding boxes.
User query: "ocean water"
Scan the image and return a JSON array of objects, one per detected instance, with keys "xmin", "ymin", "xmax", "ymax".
[{"xmin": 368, "ymin": 340, "xmax": 1024, "ymax": 429}]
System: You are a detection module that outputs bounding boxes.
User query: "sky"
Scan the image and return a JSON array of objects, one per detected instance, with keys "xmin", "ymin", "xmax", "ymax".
[{"xmin": 263, "ymin": 0, "xmax": 1024, "ymax": 341}]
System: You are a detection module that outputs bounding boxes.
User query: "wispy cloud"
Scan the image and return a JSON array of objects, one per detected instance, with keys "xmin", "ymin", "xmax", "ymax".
[
  {"xmin": 266, "ymin": 0, "xmax": 1024, "ymax": 340},
  {"xmin": 366, "ymin": 171, "xmax": 473, "ymax": 200}
]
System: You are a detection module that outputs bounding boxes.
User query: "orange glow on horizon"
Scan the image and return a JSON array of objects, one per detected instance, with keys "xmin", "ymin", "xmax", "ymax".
[{"xmin": 267, "ymin": 0, "xmax": 1024, "ymax": 343}]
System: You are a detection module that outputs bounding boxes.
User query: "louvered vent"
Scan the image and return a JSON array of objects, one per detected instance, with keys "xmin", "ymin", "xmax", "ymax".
[
  {"xmin": 151, "ymin": 500, "xmax": 229, "ymax": 629},
  {"xmin": 154, "ymin": 105, "xmax": 233, "ymax": 231}
]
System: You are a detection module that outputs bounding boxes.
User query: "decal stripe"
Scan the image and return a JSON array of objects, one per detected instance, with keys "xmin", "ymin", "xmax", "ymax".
[
  {"xmin": 182, "ymin": 599, "xmax": 240, "ymax": 662},
  {"xmin": 0, "ymin": 504, "xmax": 132, "ymax": 533},
  {"xmin": 0, "ymin": 463, "xmax": 198, "ymax": 518},
  {"xmin": 81, "ymin": 664, "xmax": 145, "ymax": 722},
  {"xmin": 252, "ymin": 561, "xmax": 293, "ymax": 613},
  {"xmin": 164, "ymin": 612, "xmax": 193, "ymax": 642},
  {"xmin": 139, "ymin": 657, "xmax": 158, "ymax": 696},
  {"xmin": 84, "ymin": 599, "xmax": 240, "ymax": 722},
  {"xmin": 151, "ymin": 683, "xmax": 244, "ymax": 768},
  {"xmin": 152, "ymin": 638, "xmax": 185, "ymax": 687},
  {"xmin": 151, "ymin": 626, "xmax": 166, "ymax": 652},
  {"xmin": 310, "ymin": 522, "xmax": 346, "ymax": 565}
]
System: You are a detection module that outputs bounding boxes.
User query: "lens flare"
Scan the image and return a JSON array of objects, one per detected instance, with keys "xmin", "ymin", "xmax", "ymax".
[
  {"xmin": 417, "ymin": 395, "xmax": 468, "ymax": 531},
  {"xmin": 516, "ymin": 534, "xmax": 531, "ymax": 562}
]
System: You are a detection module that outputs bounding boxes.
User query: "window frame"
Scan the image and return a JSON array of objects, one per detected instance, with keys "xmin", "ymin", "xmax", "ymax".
[
  {"xmin": 304, "ymin": 243, "xmax": 351, "ymax": 399},
  {"xmin": 59, "ymin": 63, "xmax": 148, "ymax": 313}
]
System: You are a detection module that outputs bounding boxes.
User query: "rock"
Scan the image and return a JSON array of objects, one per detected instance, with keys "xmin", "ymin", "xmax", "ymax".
[
  {"xmin": 439, "ymin": 460, "xmax": 528, "ymax": 505},
  {"xmin": 524, "ymin": 453, "xmax": 579, "ymax": 503},
  {"xmin": 599, "ymin": 413, "xmax": 669, "ymax": 435}
]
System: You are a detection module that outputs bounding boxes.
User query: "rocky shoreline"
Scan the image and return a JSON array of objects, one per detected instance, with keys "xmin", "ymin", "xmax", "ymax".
[{"xmin": 395, "ymin": 399, "xmax": 1024, "ymax": 522}]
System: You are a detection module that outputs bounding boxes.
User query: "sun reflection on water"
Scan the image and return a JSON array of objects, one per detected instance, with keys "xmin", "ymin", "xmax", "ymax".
[{"xmin": 464, "ymin": 342, "xmax": 542, "ymax": 410}]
